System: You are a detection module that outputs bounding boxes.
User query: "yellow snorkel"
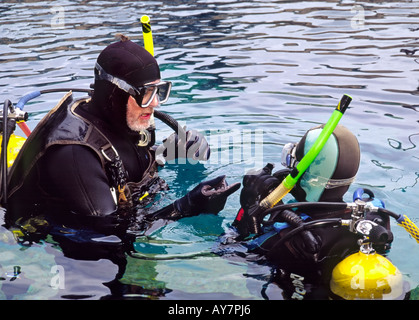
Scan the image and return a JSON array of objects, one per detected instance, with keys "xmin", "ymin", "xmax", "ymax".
[
  {"xmin": 141, "ymin": 15, "xmax": 154, "ymax": 56},
  {"xmin": 139, "ymin": 14, "xmax": 188, "ymax": 140}
]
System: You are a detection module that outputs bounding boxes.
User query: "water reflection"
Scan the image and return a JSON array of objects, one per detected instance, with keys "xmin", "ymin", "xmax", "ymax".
[{"xmin": 0, "ymin": 0, "xmax": 418, "ymax": 300}]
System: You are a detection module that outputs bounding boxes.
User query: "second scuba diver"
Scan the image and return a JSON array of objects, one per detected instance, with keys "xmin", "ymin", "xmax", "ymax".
[
  {"xmin": 220, "ymin": 124, "xmax": 394, "ymax": 298},
  {"xmin": 4, "ymin": 37, "xmax": 240, "ymax": 242}
]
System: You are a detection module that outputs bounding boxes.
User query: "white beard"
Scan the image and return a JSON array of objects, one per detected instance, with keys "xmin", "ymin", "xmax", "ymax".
[{"xmin": 126, "ymin": 113, "xmax": 155, "ymax": 132}]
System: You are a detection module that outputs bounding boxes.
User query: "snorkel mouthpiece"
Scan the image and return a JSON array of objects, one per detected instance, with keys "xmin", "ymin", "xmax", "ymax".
[{"xmin": 336, "ymin": 94, "xmax": 351, "ymax": 114}]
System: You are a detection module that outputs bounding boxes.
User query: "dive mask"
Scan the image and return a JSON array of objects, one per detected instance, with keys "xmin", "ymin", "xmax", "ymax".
[
  {"xmin": 281, "ymin": 142, "xmax": 298, "ymax": 169},
  {"xmin": 281, "ymin": 142, "xmax": 355, "ymax": 190},
  {"xmin": 95, "ymin": 62, "xmax": 172, "ymax": 108}
]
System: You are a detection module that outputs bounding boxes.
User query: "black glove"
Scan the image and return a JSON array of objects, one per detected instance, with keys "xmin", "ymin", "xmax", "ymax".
[
  {"xmin": 232, "ymin": 164, "xmax": 280, "ymax": 238},
  {"xmin": 174, "ymin": 175, "xmax": 240, "ymax": 217},
  {"xmin": 141, "ymin": 176, "xmax": 240, "ymax": 230},
  {"xmin": 234, "ymin": 164, "xmax": 321, "ymax": 254},
  {"xmin": 155, "ymin": 128, "xmax": 210, "ymax": 165},
  {"xmin": 240, "ymin": 163, "xmax": 282, "ymax": 210}
]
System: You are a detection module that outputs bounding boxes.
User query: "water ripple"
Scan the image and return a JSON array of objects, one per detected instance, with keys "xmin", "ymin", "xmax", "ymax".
[{"xmin": 0, "ymin": 0, "xmax": 418, "ymax": 300}]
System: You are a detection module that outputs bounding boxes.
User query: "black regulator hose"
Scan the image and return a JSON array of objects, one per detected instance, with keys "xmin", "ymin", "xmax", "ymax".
[
  {"xmin": 266, "ymin": 209, "xmax": 396, "ymax": 253},
  {"xmin": 263, "ymin": 200, "xmax": 404, "ymax": 226},
  {"xmin": 41, "ymin": 88, "xmax": 92, "ymax": 95},
  {"xmin": 16, "ymin": 89, "xmax": 186, "ymax": 137},
  {"xmin": 269, "ymin": 217, "xmax": 393, "ymax": 255},
  {"xmin": 278, "ymin": 209, "xmax": 321, "ymax": 254},
  {"xmin": 154, "ymin": 110, "xmax": 186, "ymax": 136},
  {"xmin": 268, "ymin": 218, "xmax": 343, "ymax": 253},
  {"xmin": 377, "ymin": 207, "xmax": 400, "ymax": 220},
  {"xmin": 262, "ymin": 201, "xmax": 348, "ymax": 220}
]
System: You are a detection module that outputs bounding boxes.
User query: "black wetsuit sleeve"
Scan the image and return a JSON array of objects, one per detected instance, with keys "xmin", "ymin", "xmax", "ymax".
[{"xmin": 41, "ymin": 144, "xmax": 117, "ymax": 217}]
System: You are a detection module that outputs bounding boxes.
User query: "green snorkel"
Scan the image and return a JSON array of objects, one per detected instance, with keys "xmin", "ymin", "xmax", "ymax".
[
  {"xmin": 251, "ymin": 94, "xmax": 419, "ymax": 243},
  {"xmin": 247, "ymin": 94, "xmax": 352, "ymax": 235},
  {"xmin": 260, "ymin": 94, "xmax": 352, "ymax": 209}
]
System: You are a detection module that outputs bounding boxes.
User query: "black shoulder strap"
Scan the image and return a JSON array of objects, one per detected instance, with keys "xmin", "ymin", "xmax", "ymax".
[{"xmin": 84, "ymin": 125, "xmax": 133, "ymax": 210}]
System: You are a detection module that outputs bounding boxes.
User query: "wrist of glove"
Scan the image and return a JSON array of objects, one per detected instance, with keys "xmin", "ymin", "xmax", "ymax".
[
  {"xmin": 174, "ymin": 175, "xmax": 240, "ymax": 218},
  {"xmin": 155, "ymin": 128, "xmax": 211, "ymax": 165}
]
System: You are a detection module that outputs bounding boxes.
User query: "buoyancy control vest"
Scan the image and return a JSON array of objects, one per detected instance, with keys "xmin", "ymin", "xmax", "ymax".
[{"xmin": 6, "ymin": 91, "xmax": 167, "ymax": 228}]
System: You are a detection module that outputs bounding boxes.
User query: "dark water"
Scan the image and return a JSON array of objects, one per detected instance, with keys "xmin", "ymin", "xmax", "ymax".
[{"xmin": 0, "ymin": 0, "xmax": 418, "ymax": 300}]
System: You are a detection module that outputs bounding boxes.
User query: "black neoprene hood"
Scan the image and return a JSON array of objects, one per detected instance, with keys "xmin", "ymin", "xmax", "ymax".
[
  {"xmin": 88, "ymin": 39, "xmax": 161, "ymax": 130},
  {"xmin": 96, "ymin": 39, "xmax": 161, "ymax": 87},
  {"xmin": 292, "ymin": 124, "xmax": 360, "ymax": 202}
]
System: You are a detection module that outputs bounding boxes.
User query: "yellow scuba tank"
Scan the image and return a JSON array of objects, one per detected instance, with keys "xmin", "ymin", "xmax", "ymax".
[
  {"xmin": 330, "ymin": 249, "xmax": 403, "ymax": 300},
  {"xmin": 0, "ymin": 133, "xmax": 26, "ymax": 167}
]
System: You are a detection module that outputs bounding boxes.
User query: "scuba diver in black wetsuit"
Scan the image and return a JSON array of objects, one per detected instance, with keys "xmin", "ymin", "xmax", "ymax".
[
  {"xmin": 4, "ymin": 38, "xmax": 240, "ymax": 244},
  {"xmin": 220, "ymin": 124, "xmax": 394, "ymax": 300}
]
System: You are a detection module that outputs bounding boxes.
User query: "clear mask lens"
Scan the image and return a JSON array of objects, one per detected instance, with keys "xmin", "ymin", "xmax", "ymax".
[{"xmin": 133, "ymin": 81, "xmax": 172, "ymax": 108}]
